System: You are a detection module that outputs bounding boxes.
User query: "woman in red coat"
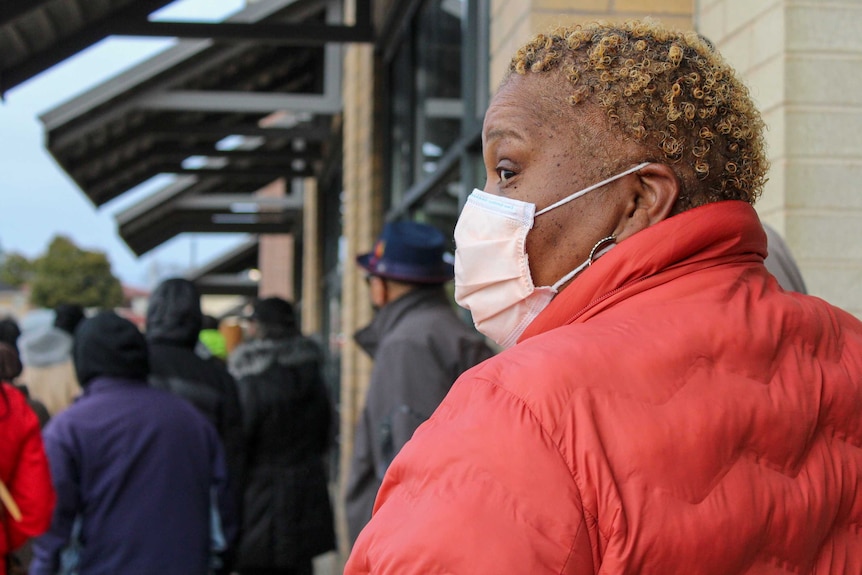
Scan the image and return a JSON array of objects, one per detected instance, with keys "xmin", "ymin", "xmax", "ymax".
[{"xmin": 0, "ymin": 342, "xmax": 55, "ymax": 574}]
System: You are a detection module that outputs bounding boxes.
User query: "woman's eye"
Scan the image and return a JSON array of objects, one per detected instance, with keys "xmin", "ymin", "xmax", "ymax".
[{"xmin": 497, "ymin": 168, "xmax": 516, "ymax": 184}]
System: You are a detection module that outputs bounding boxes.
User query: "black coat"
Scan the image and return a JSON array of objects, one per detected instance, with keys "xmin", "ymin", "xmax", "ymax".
[{"xmin": 228, "ymin": 336, "xmax": 336, "ymax": 569}]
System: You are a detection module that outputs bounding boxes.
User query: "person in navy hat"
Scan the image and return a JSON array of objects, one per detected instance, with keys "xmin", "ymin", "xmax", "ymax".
[{"xmin": 345, "ymin": 220, "xmax": 494, "ymax": 544}]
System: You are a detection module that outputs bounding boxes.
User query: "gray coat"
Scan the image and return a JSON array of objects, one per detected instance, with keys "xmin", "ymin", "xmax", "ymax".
[{"xmin": 345, "ymin": 287, "xmax": 494, "ymax": 543}]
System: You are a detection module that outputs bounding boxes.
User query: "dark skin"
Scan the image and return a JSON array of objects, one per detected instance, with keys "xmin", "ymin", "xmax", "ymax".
[
  {"xmin": 367, "ymin": 275, "xmax": 416, "ymax": 309},
  {"xmin": 481, "ymin": 72, "xmax": 682, "ymax": 289}
]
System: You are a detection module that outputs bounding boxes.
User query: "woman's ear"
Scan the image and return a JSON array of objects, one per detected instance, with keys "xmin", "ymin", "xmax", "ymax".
[
  {"xmin": 634, "ymin": 162, "xmax": 680, "ymax": 225},
  {"xmin": 613, "ymin": 162, "xmax": 680, "ymax": 242}
]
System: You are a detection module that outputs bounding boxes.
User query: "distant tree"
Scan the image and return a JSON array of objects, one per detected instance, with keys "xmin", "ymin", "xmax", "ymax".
[
  {"xmin": 29, "ymin": 236, "xmax": 123, "ymax": 309},
  {"xmin": 0, "ymin": 252, "xmax": 34, "ymax": 288}
]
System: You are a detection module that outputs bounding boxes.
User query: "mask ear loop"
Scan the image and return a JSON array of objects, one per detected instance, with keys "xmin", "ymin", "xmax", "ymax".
[
  {"xmin": 550, "ymin": 234, "xmax": 618, "ymax": 292},
  {"xmin": 588, "ymin": 236, "xmax": 617, "ymax": 265}
]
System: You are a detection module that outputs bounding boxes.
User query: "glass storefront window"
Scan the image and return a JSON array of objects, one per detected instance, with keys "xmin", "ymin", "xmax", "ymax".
[{"xmin": 387, "ymin": 0, "xmax": 465, "ymax": 207}]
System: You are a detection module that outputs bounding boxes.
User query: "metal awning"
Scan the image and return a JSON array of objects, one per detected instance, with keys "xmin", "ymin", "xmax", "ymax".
[
  {"xmin": 186, "ymin": 237, "xmax": 259, "ymax": 296},
  {"xmin": 116, "ymin": 175, "xmax": 304, "ymax": 256},
  {"xmin": 39, "ymin": 0, "xmax": 354, "ymax": 208},
  {"xmin": 1, "ymin": 0, "xmax": 371, "ymax": 97},
  {"xmin": 3, "ymin": 0, "xmax": 372, "ymax": 296},
  {"xmin": 1, "ymin": 0, "xmax": 175, "ymax": 96}
]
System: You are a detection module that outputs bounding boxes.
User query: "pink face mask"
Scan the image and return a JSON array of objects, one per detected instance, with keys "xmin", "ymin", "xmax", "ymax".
[{"xmin": 453, "ymin": 163, "xmax": 649, "ymax": 348}]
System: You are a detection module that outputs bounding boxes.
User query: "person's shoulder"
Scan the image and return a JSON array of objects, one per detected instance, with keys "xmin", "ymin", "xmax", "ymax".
[
  {"xmin": 228, "ymin": 339, "xmax": 276, "ymax": 378},
  {"xmin": 2, "ymin": 382, "xmax": 27, "ymax": 405},
  {"xmin": 0, "ymin": 384, "xmax": 42, "ymax": 431}
]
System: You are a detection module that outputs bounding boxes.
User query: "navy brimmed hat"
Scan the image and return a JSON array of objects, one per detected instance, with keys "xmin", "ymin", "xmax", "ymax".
[{"xmin": 356, "ymin": 221, "xmax": 454, "ymax": 284}]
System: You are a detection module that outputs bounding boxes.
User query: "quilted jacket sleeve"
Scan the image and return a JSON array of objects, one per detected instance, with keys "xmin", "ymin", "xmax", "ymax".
[{"xmin": 344, "ymin": 374, "xmax": 595, "ymax": 575}]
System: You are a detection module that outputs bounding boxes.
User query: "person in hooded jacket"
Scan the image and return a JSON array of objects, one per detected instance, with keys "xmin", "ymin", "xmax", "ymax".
[
  {"xmin": 16, "ymin": 309, "xmax": 79, "ymax": 417},
  {"xmin": 228, "ymin": 297, "xmax": 336, "ymax": 575},
  {"xmin": 29, "ymin": 311, "xmax": 235, "ymax": 575},
  {"xmin": 145, "ymin": 278, "xmax": 245, "ymax": 523},
  {"xmin": 0, "ymin": 317, "xmax": 49, "ymax": 427}
]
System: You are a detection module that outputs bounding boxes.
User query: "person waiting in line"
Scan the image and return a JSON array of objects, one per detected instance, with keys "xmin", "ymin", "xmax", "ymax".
[
  {"xmin": 16, "ymin": 309, "xmax": 79, "ymax": 417},
  {"xmin": 345, "ymin": 19, "xmax": 862, "ymax": 573},
  {"xmin": 52, "ymin": 304, "xmax": 85, "ymax": 337},
  {"xmin": 0, "ymin": 317, "xmax": 49, "ymax": 427},
  {"xmin": 345, "ymin": 220, "xmax": 495, "ymax": 544},
  {"xmin": 762, "ymin": 222, "xmax": 807, "ymax": 294},
  {"xmin": 145, "ymin": 277, "xmax": 246, "ymax": 542},
  {"xmin": 0, "ymin": 342, "xmax": 55, "ymax": 575},
  {"xmin": 198, "ymin": 314, "xmax": 229, "ymax": 366},
  {"xmin": 29, "ymin": 312, "xmax": 235, "ymax": 575},
  {"xmin": 228, "ymin": 297, "xmax": 336, "ymax": 575}
]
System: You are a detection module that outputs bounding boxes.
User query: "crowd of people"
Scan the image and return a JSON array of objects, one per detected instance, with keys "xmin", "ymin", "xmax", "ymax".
[
  {"xmin": 0, "ymin": 281, "xmax": 339, "ymax": 575},
  {"xmin": 2, "ymin": 16, "xmax": 860, "ymax": 575}
]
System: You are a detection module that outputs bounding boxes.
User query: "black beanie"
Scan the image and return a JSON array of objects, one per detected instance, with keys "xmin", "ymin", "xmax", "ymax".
[
  {"xmin": 74, "ymin": 312, "xmax": 149, "ymax": 386},
  {"xmin": 251, "ymin": 297, "xmax": 297, "ymax": 329},
  {"xmin": 54, "ymin": 304, "xmax": 86, "ymax": 336}
]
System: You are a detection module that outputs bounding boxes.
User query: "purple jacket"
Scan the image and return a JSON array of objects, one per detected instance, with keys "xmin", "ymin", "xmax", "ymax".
[{"xmin": 30, "ymin": 376, "xmax": 235, "ymax": 575}]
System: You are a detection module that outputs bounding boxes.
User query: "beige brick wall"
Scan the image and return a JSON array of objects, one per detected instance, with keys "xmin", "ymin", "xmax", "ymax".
[
  {"xmin": 699, "ymin": 0, "xmax": 862, "ymax": 317},
  {"xmin": 255, "ymin": 179, "xmax": 295, "ymax": 302},
  {"xmin": 337, "ymin": 0, "xmax": 380, "ymax": 559}
]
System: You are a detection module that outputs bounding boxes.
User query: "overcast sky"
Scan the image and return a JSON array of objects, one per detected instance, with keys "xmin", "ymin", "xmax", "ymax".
[{"xmin": 0, "ymin": 0, "xmax": 247, "ymax": 288}]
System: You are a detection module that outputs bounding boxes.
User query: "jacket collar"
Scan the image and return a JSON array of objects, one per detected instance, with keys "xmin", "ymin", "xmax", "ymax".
[
  {"xmin": 354, "ymin": 286, "xmax": 449, "ymax": 358},
  {"xmin": 83, "ymin": 376, "xmax": 148, "ymax": 395},
  {"xmin": 519, "ymin": 201, "xmax": 767, "ymax": 343}
]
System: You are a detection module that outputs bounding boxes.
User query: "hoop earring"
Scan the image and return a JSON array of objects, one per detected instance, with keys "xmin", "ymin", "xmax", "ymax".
[{"xmin": 588, "ymin": 236, "xmax": 617, "ymax": 265}]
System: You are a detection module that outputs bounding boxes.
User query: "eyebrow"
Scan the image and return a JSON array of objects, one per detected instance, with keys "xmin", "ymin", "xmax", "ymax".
[{"xmin": 483, "ymin": 127, "xmax": 526, "ymax": 145}]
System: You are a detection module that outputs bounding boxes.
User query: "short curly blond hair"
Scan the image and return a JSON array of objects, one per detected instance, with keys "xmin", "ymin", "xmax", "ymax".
[{"xmin": 508, "ymin": 19, "xmax": 768, "ymax": 208}]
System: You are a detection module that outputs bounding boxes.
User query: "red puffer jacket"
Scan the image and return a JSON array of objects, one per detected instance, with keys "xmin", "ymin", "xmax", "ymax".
[
  {"xmin": 345, "ymin": 201, "xmax": 862, "ymax": 574},
  {"xmin": 0, "ymin": 383, "xmax": 55, "ymax": 575}
]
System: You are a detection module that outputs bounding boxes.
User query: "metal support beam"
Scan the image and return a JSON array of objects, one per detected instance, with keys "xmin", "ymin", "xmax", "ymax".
[
  {"xmin": 192, "ymin": 275, "xmax": 259, "ymax": 296},
  {"xmin": 172, "ymin": 166, "xmax": 314, "ymax": 178},
  {"xmin": 109, "ymin": 20, "xmax": 374, "ymax": 45},
  {"xmin": 386, "ymin": 128, "xmax": 482, "ymax": 221},
  {"xmin": 138, "ymin": 90, "xmax": 342, "ymax": 114},
  {"xmin": 50, "ymin": 121, "xmax": 330, "ymax": 154},
  {"xmin": 71, "ymin": 144, "xmax": 320, "ymax": 184},
  {"xmin": 176, "ymin": 194, "xmax": 304, "ymax": 212},
  {"xmin": 147, "ymin": 121, "xmax": 332, "ymax": 140}
]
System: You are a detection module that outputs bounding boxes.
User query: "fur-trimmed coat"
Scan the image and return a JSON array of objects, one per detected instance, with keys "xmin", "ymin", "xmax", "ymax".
[{"xmin": 228, "ymin": 337, "xmax": 336, "ymax": 569}]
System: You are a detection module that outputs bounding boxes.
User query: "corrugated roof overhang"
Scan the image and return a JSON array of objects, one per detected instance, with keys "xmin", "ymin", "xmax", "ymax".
[
  {"xmin": 9, "ymin": 0, "xmax": 372, "ymax": 271},
  {"xmin": 1, "ymin": 0, "xmax": 371, "ymax": 97},
  {"xmin": 38, "ymin": 0, "xmax": 362, "ymax": 205},
  {"xmin": 1, "ymin": 0, "xmax": 177, "ymax": 96},
  {"xmin": 115, "ymin": 174, "xmax": 304, "ymax": 256}
]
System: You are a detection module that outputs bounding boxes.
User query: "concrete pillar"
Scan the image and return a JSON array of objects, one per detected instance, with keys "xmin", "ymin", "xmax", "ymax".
[
  {"xmin": 302, "ymin": 176, "xmax": 321, "ymax": 335},
  {"xmin": 256, "ymin": 178, "xmax": 295, "ymax": 302},
  {"xmin": 337, "ymin": 0, "xmax": 380, "ymax": 561}
]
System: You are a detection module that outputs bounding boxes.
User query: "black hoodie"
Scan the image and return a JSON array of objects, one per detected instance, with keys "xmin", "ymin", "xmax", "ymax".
[{"xmin": 145, "ymin": 279, "xmax": 246, "ymax": 519}]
